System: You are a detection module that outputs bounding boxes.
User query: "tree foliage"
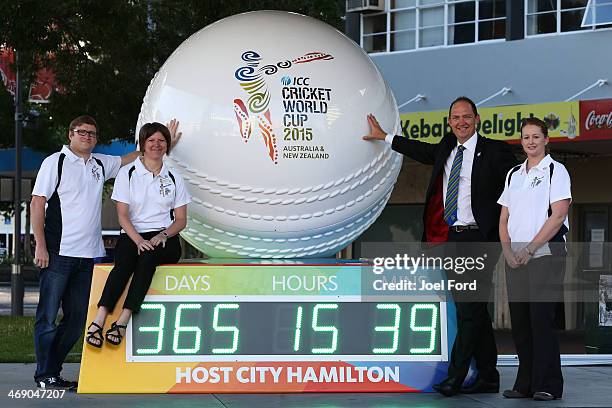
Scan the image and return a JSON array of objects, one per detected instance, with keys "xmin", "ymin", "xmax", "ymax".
[{"xmin": 0, "ymin": 0, "xmax": 344, "ymax": 152}]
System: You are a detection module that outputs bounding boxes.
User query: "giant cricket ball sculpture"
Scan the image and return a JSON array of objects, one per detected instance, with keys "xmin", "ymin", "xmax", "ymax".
[{"xmin": 136, "ymin": 11, "xmax": 402, "ymax": 258}]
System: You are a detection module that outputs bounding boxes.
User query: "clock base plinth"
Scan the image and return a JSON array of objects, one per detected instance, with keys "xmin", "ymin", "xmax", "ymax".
[{"xmin": 79, "ymin": 261, "xmax": 460, "ymax": 393}]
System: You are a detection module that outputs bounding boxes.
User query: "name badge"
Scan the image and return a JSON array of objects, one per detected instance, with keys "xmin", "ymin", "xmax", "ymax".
[
  {"xmin": 91, "ymin": 165, "xmax": 101, "ymax": 182},
  {"xmin": 530, "ymin": 175, "xmax": 544, "ymax": 188},
  {"xmin": 159, "ymin": 176, "xmax": 173, "ymax": 197}
]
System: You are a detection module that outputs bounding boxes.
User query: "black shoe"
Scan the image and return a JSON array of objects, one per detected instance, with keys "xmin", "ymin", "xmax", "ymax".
[
  {"xmin": 432, "ymin": 377, "xmax": 462, "ymax": 397},
  {"xmin": 503, "ymin": 389, "xmax": 531, "ymax": 398},
  {"xmin": 56, "ymin": 376, "xmax": 78, "ymax": 391},
  {"xmin": 461, "ymin": 378, "xmax": 499, "ymax": 394},
  {"xmin": 533, "ymin": 391, "xmax": 557, "ymax": 401},
  {"xmin": 36, "ymin": 377, "xmax": 72, "ymax": 390}
]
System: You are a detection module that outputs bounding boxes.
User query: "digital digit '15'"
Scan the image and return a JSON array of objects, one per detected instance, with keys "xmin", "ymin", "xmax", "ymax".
[{"xmin": 293, "ymin": 303, "xmax": 339, "ymax": 354}]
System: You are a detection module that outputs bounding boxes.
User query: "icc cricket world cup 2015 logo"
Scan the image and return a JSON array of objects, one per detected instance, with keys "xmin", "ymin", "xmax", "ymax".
[{"xmin": 233, "ymin": 50, "xmax": 333, "ymax": 164}]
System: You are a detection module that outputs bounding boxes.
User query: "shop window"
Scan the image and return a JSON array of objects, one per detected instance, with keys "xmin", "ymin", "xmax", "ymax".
[{"xmin": 352, "ymin": 204, "xmax": 424, "ymax": 258}]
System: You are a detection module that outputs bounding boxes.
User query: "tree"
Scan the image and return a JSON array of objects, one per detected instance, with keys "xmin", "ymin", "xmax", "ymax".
[{"xmin": 0, "ymin": 0, "xmax": 344, "ymax": 152}]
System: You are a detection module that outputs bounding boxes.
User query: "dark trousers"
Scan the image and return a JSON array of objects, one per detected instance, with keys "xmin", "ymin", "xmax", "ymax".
[
  {"xmin": 506, "ymin": 255, "xmax": 564, "ymax": 398},
  {"xmin": 98, "ymin": 232, "xmax": 181, "ymax": 313},
  {"xmin": 446, "ymin": 229, "xmax": 499, "ymax": 383},
  {"xmin": 34, "ymin": 252, "xmax": 93, "ymax": 381}
]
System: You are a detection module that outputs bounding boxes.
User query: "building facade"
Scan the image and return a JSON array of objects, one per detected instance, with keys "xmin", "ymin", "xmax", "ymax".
[{"xmin": 346, "ymin": 0, "xmax": 612, "ymax": 343}]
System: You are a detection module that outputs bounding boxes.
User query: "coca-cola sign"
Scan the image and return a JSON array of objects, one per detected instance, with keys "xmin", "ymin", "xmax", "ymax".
[
  {"xmin": 580, "ymin": 99, "xmax": 612, "ymax": 141},
  {"xmin": 585, "ymin": 109, "xmax": 612, "ymax": 130}
]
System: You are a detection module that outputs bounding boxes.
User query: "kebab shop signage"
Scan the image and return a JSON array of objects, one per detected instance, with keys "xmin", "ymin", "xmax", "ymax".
[
  {"xmin": 580, "ymin": 99, "xmax": 612, "ymax": 141},
  {"xmin": 399, "ymin": 101, "xmax": 579, "ymax": 144}
]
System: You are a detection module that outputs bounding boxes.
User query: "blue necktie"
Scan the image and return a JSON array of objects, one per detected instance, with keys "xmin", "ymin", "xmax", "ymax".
[{"xmin": 444, "ymin": 145, "xmax": 465, "ymax": 226}]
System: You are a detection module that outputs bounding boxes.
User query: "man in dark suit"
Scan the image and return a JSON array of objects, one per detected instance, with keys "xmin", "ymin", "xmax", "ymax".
[{"xmin": 364, "ymin": 96, "xmax": 517, "ymax": 397}]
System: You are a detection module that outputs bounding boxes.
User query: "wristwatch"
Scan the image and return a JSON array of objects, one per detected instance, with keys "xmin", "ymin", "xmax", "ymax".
[{"xmin": 161, "ymin": 231, "xmax": 169, "ymax": 238}]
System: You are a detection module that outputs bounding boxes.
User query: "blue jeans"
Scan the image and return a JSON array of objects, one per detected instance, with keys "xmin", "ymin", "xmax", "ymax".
[{"xmin": 34, "ymin": 252, "xmax": 93, "ymax": 381}]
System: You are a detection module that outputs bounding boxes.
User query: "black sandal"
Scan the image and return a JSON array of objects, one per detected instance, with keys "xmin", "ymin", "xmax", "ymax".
[
  {"xmin": 105, "ymin": 322, "xmax": 127, "ymax": 346},
  {"xmin": 85, "ymin": 322, "xmax": 104, "ymax": 348}
]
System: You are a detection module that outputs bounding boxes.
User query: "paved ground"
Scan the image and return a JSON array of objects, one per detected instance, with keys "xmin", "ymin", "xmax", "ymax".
[{"xmin": 0, "ymin": 364, "xmax": 611, "ymax": 407}]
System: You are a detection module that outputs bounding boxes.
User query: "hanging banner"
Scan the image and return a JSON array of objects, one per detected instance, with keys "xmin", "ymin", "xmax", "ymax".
[
  {"xmin": 0, "ymin": 47, "xmax": 58, "ymax": 103},
  {"xmin": 399, "ymin": 101, "xmax": 580, "ymax": 144},
  {"xmin": 580, "ymin": 98, "xmax": 612, "ymax": 141},
  {"xmin": 28, "ymin": 66, "xmax": 56, "ymax": 103},
  {"xmin": 0, "ymin": 48, "xmax": 16, "ymax": 96}
]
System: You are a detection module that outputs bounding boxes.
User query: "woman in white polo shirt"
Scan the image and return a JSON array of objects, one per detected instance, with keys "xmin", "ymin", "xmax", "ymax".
[
  {"xmin": 498, "ymin": 117, "xmax": 571, "ymax": 401},
  {"xmin": 85, "ymin": 122, "xmax": 190, "ymax": 347}
]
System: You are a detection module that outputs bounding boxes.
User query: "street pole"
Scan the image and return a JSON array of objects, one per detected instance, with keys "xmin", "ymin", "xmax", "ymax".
[{"xmin": 12, "ymin": 49, "xmax": 24, "ymax": 316}]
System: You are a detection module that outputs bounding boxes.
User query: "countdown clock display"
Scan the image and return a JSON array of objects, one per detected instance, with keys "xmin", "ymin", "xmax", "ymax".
[
  {"xmin": 130, "ymin": 301, "xmax": 441, "ymax": 360},
  {"xmin": 79, "ymin": 262, "xmax": 457, "ymax": 393}
]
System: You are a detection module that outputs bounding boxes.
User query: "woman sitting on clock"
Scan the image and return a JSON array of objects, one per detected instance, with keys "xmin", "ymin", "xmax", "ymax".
[{"xmin": 85, "ymin": 122, "xmax": 191, "ymax": 348}]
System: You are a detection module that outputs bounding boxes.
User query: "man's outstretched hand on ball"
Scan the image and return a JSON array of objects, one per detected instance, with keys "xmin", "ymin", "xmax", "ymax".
[{"xmin": 363, "ymin": 114, "xmax": 388, "ymax": 141}]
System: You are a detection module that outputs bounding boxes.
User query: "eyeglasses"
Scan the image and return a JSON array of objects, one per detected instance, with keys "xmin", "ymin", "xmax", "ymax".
[{"xmin": 72, "ymin": 129, "xmax": 98, "ymax": 138}]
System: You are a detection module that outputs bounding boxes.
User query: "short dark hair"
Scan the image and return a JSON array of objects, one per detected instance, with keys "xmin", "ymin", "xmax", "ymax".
[
  {"xmin": 521, "ymin": 117, "xmax": 548, "ymax": 138},
  {"xmin": 69, "ymin": 115, "xmax": 98, "ymax": 133},
  {"xmin": 138, "ymin": 122, "xmax": 172, "ymax": 154},
  {"xmin": 448, "ymin": 96, "xmax": 478, "ymax": 118}
]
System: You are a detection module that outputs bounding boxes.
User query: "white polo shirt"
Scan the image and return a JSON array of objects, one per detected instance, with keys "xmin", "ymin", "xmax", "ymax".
[
  {"xmin": 498, "ymin": 154, "xmax": 572, "ymax": 258},
  {"xmin": 111, "ymin": 157, "xmax": 191, "ymax": 233},
  {"xmin": 31, "ymin": 145, "xmax": 121, "ymax": 258}
]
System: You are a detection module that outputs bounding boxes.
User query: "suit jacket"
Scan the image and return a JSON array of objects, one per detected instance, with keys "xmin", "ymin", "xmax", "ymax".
[{"xmin": 392, "ymin": 134, "xmax": 517, "ymax": 242}]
